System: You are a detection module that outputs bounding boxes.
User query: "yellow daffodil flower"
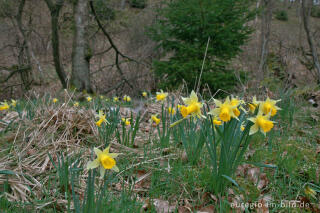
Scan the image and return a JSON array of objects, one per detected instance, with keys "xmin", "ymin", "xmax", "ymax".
[
  {"xmin": 123, "ymin": 95, "xmax": 131, "ymax": 102},
  {"xmin": 260, "ymin": 97, "xmax": 281, "ymax": 116},
  {"xmin": 180, "ymin": 90, "xmax": 204, "ymax": 118},
  {"xmin": 248, "ymin": 96, "xmax": 260, "ymax": 114},
  {"xmin": 74, "ymin": 102, "xmax": 79, "ymax": 107},
  {"xmin": 209, "ymin": 97, "xmax": 238, "ymax": 122},
  {"xmin": 0, "ymin": 101, "xmax": 10, "ymax": 111},
  {"xmin": 230, "ymin": 96, "xmax": 246, "ymax": 117},
  {"xmin": 212, "ymin": 116, "xmax": 222, "ymax": 126},
  {"xmin": 142, "ymin": 92, "xmax": 147, "ymax": 97},
  {"xmin": 150, "ymin": 114, "xmax": 160, "ymax": 125},
  {"xmin": 156, "ymin": 90, "xmax": 168, "ymax": 102},
  {"xmin": 53, "ymin": 98, "xmax": 58, "ymax": 103},
  {"xmin": 121, "ymin": 118, "xmax": 131, "ymax": 126},
  {"xmin": 304, "ymin": 185, "xmax": 317, "ymax": 199},
  {"xmin": 87, "ymin": 96, "xmax": 92, "ymax": 102},
  {"xmin": 96, "ymin": 110, "xmax": 108, "ymax": 127},
  {"xmin": 113, "ymin": 97, "xmax": 119, "ymax": 102},
  {"xmin": 100, "ymin": 95, "xmax": 104, "ymax": 99},
  {"xmin": 87, "ymin": 145, "xmax": 120, "ymax": 177},
  {"xmin": 240, "ymin": 121, "xmax": 245, "ymax": 131},
  {"xmin": 168, "ymin": 107, "xmax": 175, "ymax": 115},
  {"xmin": 11, "ymin": 100, "xmax": 17, "ymax": 107},
  {"xmin": 230, "ymin": 97, "xmax": 241, "ymax": 117},
  {"xmin": 247, "ymin": 109, "xmax": 275, "ymax": 136}
]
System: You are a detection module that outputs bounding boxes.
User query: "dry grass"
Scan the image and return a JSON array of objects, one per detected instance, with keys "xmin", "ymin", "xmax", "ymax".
[
  {"xmin": 0, "ymin": 91, "xmax": 179, "ymax": 207},
  {"xmin": 0, "ymin": 96, "xmax": 100, "ymax": 203}
]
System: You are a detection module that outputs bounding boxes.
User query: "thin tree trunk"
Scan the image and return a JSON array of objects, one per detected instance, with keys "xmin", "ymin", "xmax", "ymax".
[
  {"xmin": 258, "ymin": 0, "xmax": 272, "ymax": 82},
  {"xmin": 70, "ymin": 0, "xmax": 92, "ymax": 93},
  {"xmin": 121, "ymin": 0, "xmax": 126, "ymax": 9},
  {"xmin": 302, "ymin": 0, "xmax": 320, "ymax": 83},
  {"xmin": 44, "ymin": 0, "xmax": 68, "ymax": 88},
  {"xmin": 255, "ymin": 0, "xmax": 261, "ymax": 24},
  {"xmin": 16, "ymin": 0, "xmax": 33, "ymax": 90}
]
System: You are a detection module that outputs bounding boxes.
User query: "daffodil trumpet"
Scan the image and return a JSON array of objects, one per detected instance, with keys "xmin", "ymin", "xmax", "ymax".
[{"xmin": 180, "ymin": 104, "xmax": 199, "ymax": 118}]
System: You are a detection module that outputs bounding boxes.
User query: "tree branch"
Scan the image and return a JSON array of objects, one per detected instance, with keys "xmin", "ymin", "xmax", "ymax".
[
  {"xmin": 89, "ymin": 0, "xmax": 147, "ymax": 90},
  {"xmin": 0, "ymin": 66, "xmax": 31, "ymax": 84},
  {"xmin": 103, "ymin": 73, "xmax": 149, "ymax": 94}
]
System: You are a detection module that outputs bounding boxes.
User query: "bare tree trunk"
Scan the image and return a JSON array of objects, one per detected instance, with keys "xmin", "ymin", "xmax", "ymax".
[
  {"xmin": 121, "ymin": 0, "xmax": 126, "ymax": 9},
  {"xmin": 70, "ymin": 0, "xmax": 92, "ymax": 93},
  {"xmin": 255, "ymin": 0, "xmax": 261, "ymax": 24},
  {"xmin": 302, "ymin": 0, "xmax": 320, "ymax": 83},
  {"xmin": 16, "ymin": 0, "xmax": 33, "ymax": 90},
  {"xmin": 258, "ymin": 0, "xmax": 272, "ymax": 82},
  {"xmin": 44, "ymin": 0, "xmax": 68, "ymax": 88}
]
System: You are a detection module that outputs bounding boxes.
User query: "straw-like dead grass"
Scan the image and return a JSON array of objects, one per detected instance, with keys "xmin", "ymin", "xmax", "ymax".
[
  {"xmin": 0, "ymin": 91, "xmax": 183, "ymax": 208},
  {"xmin": 0, "ymin": 100, "xmax": 99, "ymax": 204}
]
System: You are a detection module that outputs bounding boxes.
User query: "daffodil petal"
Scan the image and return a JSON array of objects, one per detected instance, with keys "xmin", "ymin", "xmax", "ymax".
[
  {"xmin": 190, "ymin": 91, "xmax": 198, "ymax": 103},
  {"xmin": 94, "ymin": 148, "xmax": 102, "ymax": 157},
  {"xmin": 213, "ymin": 99, "xmax": 222, "ymax": 106},
  {"xmin": 111, "ymin": 165, "xmax": 119, "ymax": 172},
  {"xmin": 100, "ymin": 166, "xmax": 106, "ymax": 177},
  {"xmin": 249, "ymin": 124, "xmax": 259, "ymax": 135},
  {"xmin": 108, "ymin": 153, "xmax": 120, "ymax": 158},
  {"xmin": 247, "ymin": 117, "xmax": 256, "ymax": 123},
  {"xmin": 87, "ymin": 159, "xmax": 100, "ymax": 170},
  {"xmin": 103, "ymin": 145, "xmax": 111, "ymax": 154},
  {"xmin": 208, "ymin": 108, "xmax": 220, "ymax": 116}
]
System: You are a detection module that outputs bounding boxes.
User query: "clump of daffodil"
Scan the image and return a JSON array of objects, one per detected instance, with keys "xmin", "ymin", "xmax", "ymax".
[
  {"xmin": 53, "ymin": 98, "xmax": 58, "ymax": 103},
  {"xmin": 156, "ymin": 90, "xmax": 168, "ymax": 102},
  {"xmin": 180, "ymin": 90, "xmax": 204, "ymax": 118},
  {"xmin": 96, "ymin": 110, "xmax": 108, "ymax": 127},
  {"xmin": 73, "ymin": 102, "xmax": 79, "ymax": 107},
  {"xmin": 113, "ymin": 97, "xmax": 119, "ymax": 102},
  {"xmin": 260, "ymin": 97, "xmax": 281, "ymax": 116},
  {"xmin": 10, "ymin": 100, "xmax": 17, "ymax": 107},
  {"xmin": 150, "ymin": 114, "xmax": 160, "ymax": 126},
  {"xmin": 209, "ymin": 97, "xmax": 238, "ymax": 122},
  {"xmin": 121, "ymin": 118, "xmax": 131, "ymax": 126},
  {"xmin": 123, "ymin": 95, "xmax": 131, "ymax": 102},
  {"xmin": 168, "ymin": 107, "xmax": 175, "ymax": 115},
  {"xmin": 247, "ymin": 108, "xmax": 275, "ymax": 136},
  {"xmin": 87, "ymin": 145, "xmax": 120, "ymax": 177},
  {"xmin": 142, "ymin": 92, "xmax": 147, "ymax": 97},
  {"xmin": 0, "ymin": 101, "xmax": 10, "ymax": 111},
  {"xmin": 248, "ymin": 96, "xmax": 260, "ymax": 114},
  {"xmin": 87, "ymin": 96, "xmax": 92, "ymax": 102},
  {"xmin": 304, "ymin": 185, "xmax": 317, "ymax": 199}
]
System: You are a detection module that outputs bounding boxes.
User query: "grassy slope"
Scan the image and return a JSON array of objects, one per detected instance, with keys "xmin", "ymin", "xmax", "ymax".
[{"xmin": 0, "ymin": 89, "xmax": 319, "ymax": 212}]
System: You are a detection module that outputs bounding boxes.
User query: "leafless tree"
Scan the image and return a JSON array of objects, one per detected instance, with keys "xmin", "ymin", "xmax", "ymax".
[
  {"xmin": 258, "ymin": 0, "xmax": 273, "ymax": 82},
  {"xmin": 302, "ymin": 0, "xmax": 320, "ymax": 83},
  {"xmin": 15, "ymin": 0, "xmax": 33, "ymax": 90},
  {"xmin": 70, "ymin": 0, "xmax": 92, "ymax": 92},
  {"xmin": 44, "ymin": 0, "xmax": 68, "ymax": 88}
]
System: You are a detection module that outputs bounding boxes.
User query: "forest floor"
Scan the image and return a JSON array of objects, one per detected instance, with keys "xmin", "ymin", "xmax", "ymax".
[
  {"xmin": 0, "ymin": 87, "xmax": 320, "ymax": 213},
  {"xmin": 0, "ymin": 1, "xmax": 320, "ymax": 212}
]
